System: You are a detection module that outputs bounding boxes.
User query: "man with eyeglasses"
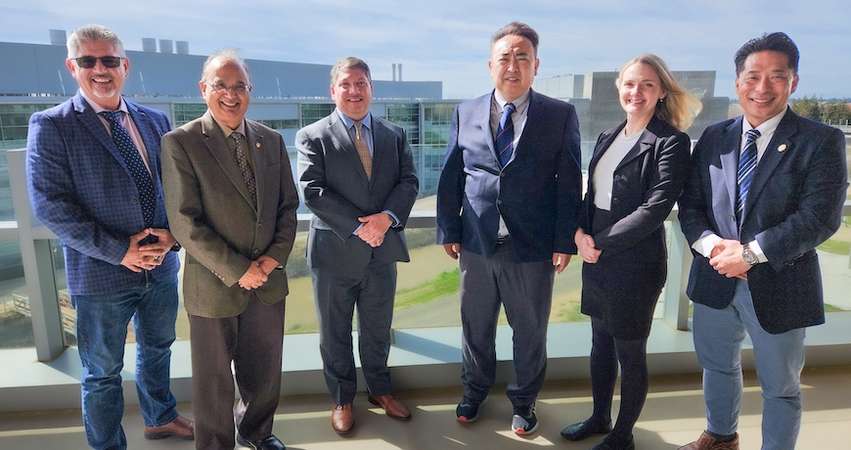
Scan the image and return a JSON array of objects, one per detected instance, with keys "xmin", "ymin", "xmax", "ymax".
[
  {"xmin": 161, "ymin": 49, "xmax": 298, "ymax": 450},
  {"xmin": 26, "ymin": 25, "xmax": 193, "ymax": 450}
]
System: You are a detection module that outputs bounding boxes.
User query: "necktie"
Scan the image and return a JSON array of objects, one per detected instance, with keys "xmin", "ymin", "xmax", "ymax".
[
  {"xmin": 496, "ymin": 102, "xmax": 516, "ymax": 168},
  {"xmin": 353, "ymin": 120, "xmax": 372, "ymax": 179},
  {"xmin": 736, "ymin": 128, "xmax": 761, "ymax": 223},
  {"xmin": 230, "ymin": 132, "xmax": 257, "ymax": 205},
  {"xmin": 98, "ymin": 111, "xmax": 155, "ymax": 227}
]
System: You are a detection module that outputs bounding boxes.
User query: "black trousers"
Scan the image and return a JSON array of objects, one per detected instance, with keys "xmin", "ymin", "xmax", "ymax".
[{"xmin": 188, "ymin": 299, "xmax": 285, "ymax": 450}]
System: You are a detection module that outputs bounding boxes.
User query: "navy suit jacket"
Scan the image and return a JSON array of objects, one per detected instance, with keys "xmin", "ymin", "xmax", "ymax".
[
  {"xmin": 678, "ymin": 109, "xmax": 847, "ymax": 333},
  {"xmin": 436, "ymin": 89, "xmax": 582, "ymax": 262},
  {"xmin": 26, "ymin": 94, "xmax": 178, "ymax": 295}
]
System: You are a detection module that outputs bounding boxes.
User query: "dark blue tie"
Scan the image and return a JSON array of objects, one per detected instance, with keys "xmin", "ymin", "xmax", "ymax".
[
  {"xmin": 496, "ymin": 102, "xmax": 516, "ymax": 168},
  {"xmin": 99, "ymin": 111, "xmax": 156, "ymax": 228},
  {"xmin": 736, "ymin": 128, "xmax": 761, "ymax": 224}
]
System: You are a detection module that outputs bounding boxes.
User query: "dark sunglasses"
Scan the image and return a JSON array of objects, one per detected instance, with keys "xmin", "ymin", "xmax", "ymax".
[{"xmin": 72, "ymin": 56, "xmax": 124, "ymax": 69}]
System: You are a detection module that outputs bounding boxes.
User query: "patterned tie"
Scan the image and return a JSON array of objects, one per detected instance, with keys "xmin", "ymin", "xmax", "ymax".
[
  {"xmin": 98, "ymin": 111, "xmax": 155, "ymax": 227},
  {"xmin": 496, "ymin": 102, "xmax": 516, "ymax": 168},
  {"xmin": 736, "ymin": 128, "xmax": 761, "ymax": 223},
  {"xmin": 353, "ymin": 120, "xmax": 372, "ymax": 179},
  {"xmin": 230, "ymin": 132, "xmax": 257, "ymax": 205}
]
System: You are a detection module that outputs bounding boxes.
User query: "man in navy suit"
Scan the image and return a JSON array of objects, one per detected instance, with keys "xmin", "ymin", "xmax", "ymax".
[
  {"xmin": 27, "ymin": 25, "xmax": 193, "ymax": 450},
  {"xmin": 678, "ymin": 32, "xmax": 847, "ymax": 450},
  {"xmin": 436, "ymin": 22, "xmax": 581, "ymax": 435}
]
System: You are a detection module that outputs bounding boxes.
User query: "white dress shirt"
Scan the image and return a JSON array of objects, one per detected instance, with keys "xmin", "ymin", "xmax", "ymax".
[{"xmin": 592, "ymin": 128, "xmax": 643, "ymax": 211}]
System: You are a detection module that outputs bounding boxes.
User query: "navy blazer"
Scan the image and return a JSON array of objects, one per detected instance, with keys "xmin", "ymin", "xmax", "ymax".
[
  {"xmin": 436, "ymin": 89, "xmax": 582, "ymax": 262},
  {"xmin": 678, "ymin": 109, "xmax": 847, "ymax": 333},
  {"xmin": 26, "ymin": 94, "xmax": 178, "ymax": 295}
]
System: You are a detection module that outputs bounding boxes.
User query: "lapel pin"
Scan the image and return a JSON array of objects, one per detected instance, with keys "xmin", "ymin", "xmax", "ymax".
[
  {"xmin": 256, "ymin": 142, "xmax": 262, "ymax": 150},
  {"xmin": 777, "ymin": 144, "xmax": 788, "ymax": 153}
]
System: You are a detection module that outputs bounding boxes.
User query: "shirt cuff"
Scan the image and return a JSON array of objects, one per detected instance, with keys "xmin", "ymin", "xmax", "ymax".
[
  {"xmin": 352, "ymin": 224, "xmax": 363, "ymax": 236},
  {"xmin": 383, "ymin": 210, "xmax": 400, "ymax": 227},
  {"xmin": 692, "ymin": 233, "xmax": 722, "ymax": 258},
  {"xmin": 747, "ymin": 239, "xmax": 769, "ymax": 263}
]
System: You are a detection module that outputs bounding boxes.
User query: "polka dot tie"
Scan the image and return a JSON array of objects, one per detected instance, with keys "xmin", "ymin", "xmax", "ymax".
[
  {"xmin": 99, "ymin": 111, "xmax": 156, "ymax": 228},
  {"xmin": 230, "ymin": 132, "xmax": 257, "ymax": 205}
]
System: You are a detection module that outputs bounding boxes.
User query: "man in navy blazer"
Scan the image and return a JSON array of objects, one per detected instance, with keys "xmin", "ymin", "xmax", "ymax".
[
  {"xmin": 678, "ymin": 33, "xmax": 847, "ymax": 450},
  {"xmin": 26, "ymin": 25, "xmax": 192, "ymax": 450},
  {"xmin": 436, "ymin": 22, "xmax": 581, "ymax": 435}
]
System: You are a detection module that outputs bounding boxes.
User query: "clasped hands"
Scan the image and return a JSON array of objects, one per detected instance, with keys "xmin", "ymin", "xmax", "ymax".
[
  {"xmin": 238, "ymin": 255, "xmax": 280, "ymax": 290},
  {"xmin": 355, "ymin": 212, "xmax": 392, "ymax": 248},
  {"xmin": 121, "ymin": 228, "xmax": 176, "ymax": 272},
  {"xmin": 575, "ymin": 228, "xmax": 601, "ymax": 264},
  {"xmin": 708, "ymin": 239, "xmax": 750, "ymax": 279}
]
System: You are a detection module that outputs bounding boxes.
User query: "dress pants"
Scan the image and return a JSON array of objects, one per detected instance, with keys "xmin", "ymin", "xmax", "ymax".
[
  {"xmin": 459, "ymin": 239, "xmax": 555, "ymax": 407},
  {"xmin": 188, "ymin": 298, "xmax": 285, "ymax": 450},
  {"xmin": 72, "ymin": 278, "xmax": 179, "ymax": 450},
  {"xmin": 312, "ymin": 259, "xmax": 396, "ymax": 405},
  {"xmin": 693, "ymin": 280, "xmax": 805, "ymax": 450}
]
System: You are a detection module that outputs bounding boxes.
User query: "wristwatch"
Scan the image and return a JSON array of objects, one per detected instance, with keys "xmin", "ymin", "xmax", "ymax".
[{"xmin": 741, "ymin": 243, "xmax": 759, "ymax": 266}]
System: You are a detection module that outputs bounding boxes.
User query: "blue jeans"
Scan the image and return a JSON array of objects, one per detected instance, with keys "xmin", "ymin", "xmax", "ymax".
[
  {"xmin": 693, "ymin": 280, "xmax": 805, "ymax": 450},
  {"xmin": 72, "ymin": 278, "xmax": 179, "ymax": 450}
]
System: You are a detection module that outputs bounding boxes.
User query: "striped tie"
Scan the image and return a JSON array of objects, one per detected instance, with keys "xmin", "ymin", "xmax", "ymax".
[
  {"xmin": 736, "ymin": 128, "xmax": 761, "ymax": 223},
  {"xmin": 496, "ymin": 102, "xmax": 516, "ymax": 168}
]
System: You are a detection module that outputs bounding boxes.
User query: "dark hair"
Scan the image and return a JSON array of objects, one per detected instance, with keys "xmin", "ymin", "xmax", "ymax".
[
  {"xmin": 491, "ymin": 22, "xmax": 539, "ymax": 51},
  {"xmin": 734, "ymin": 32, "xmax": 799, "ymax": 75}
]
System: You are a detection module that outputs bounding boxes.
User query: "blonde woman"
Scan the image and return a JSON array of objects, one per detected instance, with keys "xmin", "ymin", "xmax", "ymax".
[{"xmin": 561, "ymin": 54, "xmax": 701, "ymax": 450}]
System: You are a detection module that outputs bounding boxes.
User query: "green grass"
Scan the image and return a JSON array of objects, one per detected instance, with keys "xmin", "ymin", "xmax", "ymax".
[
  {"xmin": 825, "ymin": 303, "xmax": 846, "ymax": 313},
  {"xmin": 394, "ymin": 268, "xmax": 460, "ymax": 309},
  {"xmin": 818, "ymin": 238, "xmax": 851, "ymax": 255}
]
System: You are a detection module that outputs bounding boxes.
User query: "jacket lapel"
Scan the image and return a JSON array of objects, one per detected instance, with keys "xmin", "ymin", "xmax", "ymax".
[
  {"xmin": 740, "ymin": 109, "xmax": 798, "ymax": 224},
  {"xmin": 370, "ymin": 118, "xmax": 394, "ymax": 189},
  {"xmin": 246, "ymin": 121, "xmax": 265, "ymax": 215},
  {"xmin": 73, "ymin": 95, "xmax": 133, "ymax": 175},
  {"xmin": 615, "ymin": 121, "xmax": 657, "ymax": 172},
  {"xmin": 476, "ymin": 93, "xmax": 499, "ymax": 166},
  {"xmin": 719, "ymin": 117, "xmax": 743, "ymax": 216},
  {"xmin": 328, "ymin": 112, "xmax": 371, "ymax": 185},
  {"xmin": 125, "ymin": 101, "xmax": 163, "ymax": 190},
  {"xmin": 200, "ymin": 112, "xmax": 255, "ymax": 210}
]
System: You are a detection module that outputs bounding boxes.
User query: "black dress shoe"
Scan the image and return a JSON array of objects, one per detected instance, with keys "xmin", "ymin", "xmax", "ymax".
[
  {"xmin": 560, "ymin": 417, "xmax": 612, "ymax": 441},
  {"xmin": 592, "ymin": 433, "xmax": 635, "ymax": 450},
  {"xmin": 237, "ymin": 433, "xmax": 286, "ymax": 450}
]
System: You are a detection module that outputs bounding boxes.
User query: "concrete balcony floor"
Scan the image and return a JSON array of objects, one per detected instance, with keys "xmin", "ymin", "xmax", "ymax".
[{"xmin": 1, "ymin": 366, "xmax": 849, "ymax": 449}]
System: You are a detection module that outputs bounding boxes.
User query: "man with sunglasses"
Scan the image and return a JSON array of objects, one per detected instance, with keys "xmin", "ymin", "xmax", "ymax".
[
  {"xmin": 162, "ymin": 49, "xmax": 298, "ymax": 450},
  {"xmin": 26, "ymin": 25, "xmax": 193, "ymax": 450}
]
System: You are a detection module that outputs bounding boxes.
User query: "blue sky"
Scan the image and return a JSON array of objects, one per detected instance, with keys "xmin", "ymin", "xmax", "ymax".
[{"xmin": 1, "ymin": 0, "xmax": 848, "ymax": 99}]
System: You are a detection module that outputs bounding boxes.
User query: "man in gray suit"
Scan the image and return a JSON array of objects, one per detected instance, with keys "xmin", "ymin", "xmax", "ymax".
[
  {"xmin": 162, "ymin": 50, "xmax": 298, "ymax": 450},
  {"xmin": 296, "ymin": 57, "xmax": 419, "ymax": 434}
]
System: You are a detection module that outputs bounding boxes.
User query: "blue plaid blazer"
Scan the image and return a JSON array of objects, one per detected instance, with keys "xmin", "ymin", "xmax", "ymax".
[{"xmin": 26, "ymin": 94, "xmax": 179, "ymax": 295}]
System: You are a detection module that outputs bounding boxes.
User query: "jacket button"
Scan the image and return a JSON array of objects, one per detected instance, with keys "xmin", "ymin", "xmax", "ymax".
[{"xmin": 499, "ymin": 172, "xmax": 505, "ymax": 177}]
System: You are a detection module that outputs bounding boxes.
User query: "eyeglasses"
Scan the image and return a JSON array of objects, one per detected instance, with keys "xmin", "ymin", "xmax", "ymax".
[
  {"xmin": 71, "ymin": 56, "xmax": 124, "ymax": 69},
  {"xmin": 208, "ymin": 82, "xmax": 252, "ymax": 95}
]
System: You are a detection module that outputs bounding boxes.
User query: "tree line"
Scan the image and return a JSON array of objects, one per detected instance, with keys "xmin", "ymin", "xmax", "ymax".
[{"xmin": 791, "ymin": 97, "xmax": 851, "ymax": 125}]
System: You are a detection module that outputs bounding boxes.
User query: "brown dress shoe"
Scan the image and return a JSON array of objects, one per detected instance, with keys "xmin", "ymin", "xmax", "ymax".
[
  {"xmin": 368, "ymin": 394, "xmax": 412, "ymax": 420},
  {"xmin": 331, "ymin": 404, "xmax": 354, "ymax": 434},
  {"xmin": 143, "ymin": 414, "xmax": 195, "ymax": 440},
  {"xmin": 678, "ymin": 431, "xmax": 739, "ymax": 450}
]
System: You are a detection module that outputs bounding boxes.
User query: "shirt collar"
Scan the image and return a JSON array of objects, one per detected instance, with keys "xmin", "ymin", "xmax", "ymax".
[
  {"xmin": 336, "ymin": 108, "xmax": 372, "ymax": 130},
  {"xmin": 211, "ymin": 115, "xmax": 246, "ymax": 139},
  {"xmin": 493, "ymin": 89, "xmax": 530, "ymax": 112},
  {"xmin": 743, "ymin": 105, "xmax": 787, "ymax": 138},
  {"xmin": 80, "ymin": 89, "xmax": 129, "ymax": 115}
]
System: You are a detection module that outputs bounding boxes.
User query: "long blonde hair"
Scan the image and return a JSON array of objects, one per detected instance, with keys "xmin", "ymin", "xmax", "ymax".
[{"xmin": 616, "ymin": 54, "xmax": 702, "ymax": 131}]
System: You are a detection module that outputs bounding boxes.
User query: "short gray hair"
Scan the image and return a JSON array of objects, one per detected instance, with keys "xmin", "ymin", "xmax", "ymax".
[
  {"xmin": 67, "ymin": 24, "xmax": 125, "ymax": 58},
  {"xmin": 330, "ymin": 57, "xmax": 372, "ymax": 86},
  {"xmin": 200, "ymin": 49, "xmax": 251, "ymax": 83}
]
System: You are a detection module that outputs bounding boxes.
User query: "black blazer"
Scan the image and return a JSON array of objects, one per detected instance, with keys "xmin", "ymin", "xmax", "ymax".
[
  {"xmin": 678, "ymin": 109, "xmax": 847, "ymax": 333},
  {"xmin": 436, "ymin": 89, "xmax": 582, "ymax": 262},
  {"xmin": 579, "ymin": 117, "xmax": 690, "ymax": 338}
]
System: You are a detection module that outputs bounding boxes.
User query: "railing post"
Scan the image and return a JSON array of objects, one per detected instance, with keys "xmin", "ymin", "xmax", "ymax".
[
  {"xmin": 664, "ymin": 216, "xmax": 692, "ymax": 331},
  {"xmin": 8, "ymin": 149, "xmax": 65, "ymax": 361}
]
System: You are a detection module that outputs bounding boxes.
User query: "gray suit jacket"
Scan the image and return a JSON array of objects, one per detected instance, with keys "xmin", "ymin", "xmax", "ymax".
[
  {"xmin": 296, "ymin": 112, "xmax": 418, "ymax": 274},
  {"xmin": 162, "ymin": 111, "xmax": 299, "ymax": 318}
]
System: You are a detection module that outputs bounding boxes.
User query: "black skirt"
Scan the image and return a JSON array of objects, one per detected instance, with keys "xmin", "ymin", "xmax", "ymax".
[{"xmin": 580, "ymin": 208, "xmax": 666, "ymax": 340}]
